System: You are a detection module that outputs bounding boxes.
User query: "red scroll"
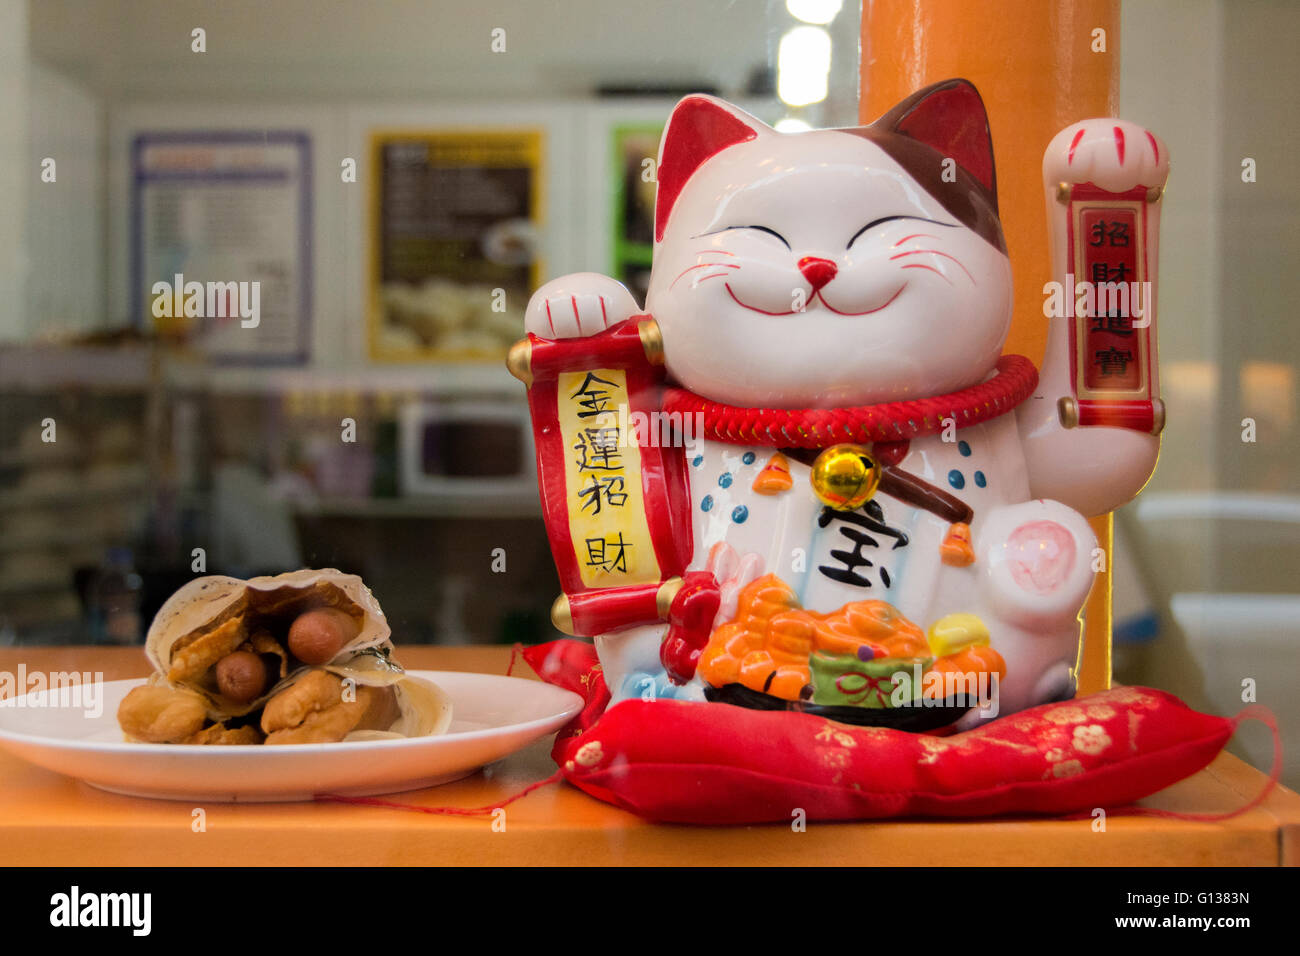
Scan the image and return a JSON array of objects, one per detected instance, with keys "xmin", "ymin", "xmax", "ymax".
[
  {"xmin": 507, "ymin": 317, "xmax": 693, "ymax": 636},
  {"xmin": 1057, "ymin": 183, "xmax": 1165, "ymax": 434}
]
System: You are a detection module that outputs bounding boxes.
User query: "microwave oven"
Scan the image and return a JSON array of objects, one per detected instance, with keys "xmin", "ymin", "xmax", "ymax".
[{"xmin": 398, "ymin": 398, "xmax": 537, "ymax": 498}]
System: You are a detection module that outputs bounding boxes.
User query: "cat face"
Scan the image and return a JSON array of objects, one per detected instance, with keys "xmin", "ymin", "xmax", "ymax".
[{"xmin": 647, "ymin": 81, "xmax": 1014, "ymax": 409}]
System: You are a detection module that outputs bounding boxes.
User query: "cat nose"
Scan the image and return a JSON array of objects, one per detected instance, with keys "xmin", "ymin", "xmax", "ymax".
[{"xmin": 798, "ymin": 256, "xmax": 838, "ymax": 292}]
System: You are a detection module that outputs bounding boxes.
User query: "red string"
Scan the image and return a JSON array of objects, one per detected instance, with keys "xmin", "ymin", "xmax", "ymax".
[
  {"xmin": 1114, "ymin": 705, "xmax": 1282, "ymax": 822},
  {"xmin": 505, "ymin": 642, "xmax": 526, "ymax": 677},
  {"xmin": 315, "ymin": 770, "xmax": 563, "ymax": 816},
  {"xmin": 663, "ymin": 354, "xmax": 1038, "ymax": 447},
  {"xmin": 313, "ymin": 645, "xmax": 557, "ymax": 816},
  {"xmin": 1065, "ymin": 705, "xmax": 1283, "ymax": 824}
]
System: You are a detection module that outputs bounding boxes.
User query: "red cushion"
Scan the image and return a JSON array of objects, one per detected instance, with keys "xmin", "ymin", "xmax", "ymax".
[{"xmin": 523, "ymin": 640, "xmax": 1237, "ymax": 824}]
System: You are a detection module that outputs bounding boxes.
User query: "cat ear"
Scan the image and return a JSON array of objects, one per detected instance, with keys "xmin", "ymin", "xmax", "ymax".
[
  {"xmin": 874, "ymin": 78, "xmax": 997, "ymax": 196},
  {"xmin": 655, "ymin": 95, "xmax": 765, "ymax": 242}
]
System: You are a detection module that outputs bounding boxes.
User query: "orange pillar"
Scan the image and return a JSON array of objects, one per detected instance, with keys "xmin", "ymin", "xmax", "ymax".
[{"xmin": 860, "ymin": 0, "xmax": 1120, "ymax": 693}]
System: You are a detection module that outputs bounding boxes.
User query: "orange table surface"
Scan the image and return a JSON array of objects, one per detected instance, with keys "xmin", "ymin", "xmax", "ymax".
[{"xmin": 1, "ymin": 645, "xmax": 1296, "ymax": 866}]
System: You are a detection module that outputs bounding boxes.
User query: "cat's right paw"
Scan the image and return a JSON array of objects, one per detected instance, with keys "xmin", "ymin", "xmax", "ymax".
[{"xmin": 524, "ymin": 273, "xmax": 641, "ymax": 339}]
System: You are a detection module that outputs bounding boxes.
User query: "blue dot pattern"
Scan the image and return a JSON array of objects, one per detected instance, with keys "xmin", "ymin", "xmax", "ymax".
[
  {"xmin": 742, "ymin": 452, "xmax": 756, "ymax": 465},
  {"xmin": 958, "ymin": 440, "xmax": 971, "ymax": 456},
  {"xmin": 974, "ymin": 471, "xmax": 987, "ymax": 488},
  {"xmin": 700, "ymin": 495, "xmax": 713, "ymax": 512},
  {"xmin": 692, "ymin": 455, "xmax": 703, "ymax": 467},
  {"xmin": 948, "ymin": 469, "xmax": 965, "ymax": 490},
  {"xmin": 718, "ymin": 472, "xmax": 733, "ymax": 488},
  {"xmin": 732, "ymin": 505, "xmax": 749, "ymax": 523}
]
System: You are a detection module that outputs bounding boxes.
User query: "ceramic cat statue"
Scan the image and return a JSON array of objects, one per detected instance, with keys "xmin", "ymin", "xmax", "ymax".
[{"xmin": 509, "ymin": 79, "xmax": 1168, "ymax": 730}]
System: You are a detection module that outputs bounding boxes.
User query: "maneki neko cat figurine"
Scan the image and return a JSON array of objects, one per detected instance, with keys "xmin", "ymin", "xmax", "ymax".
[{"xmin": 511, "ymin": 79, "xmax": 1168, "ymax": 730}]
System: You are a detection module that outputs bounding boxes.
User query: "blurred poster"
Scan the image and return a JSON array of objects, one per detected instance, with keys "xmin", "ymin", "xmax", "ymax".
[
  {"xmin": 132, "ymin": 131, "xmax": 312, "ymax": 364},
  {"xmin": 610, "ymin": 125, "xmax": 661, "ymax": 306},
  {"xmin": 369, "ymin": 129, "xmax": 542, "ymax": 362}
]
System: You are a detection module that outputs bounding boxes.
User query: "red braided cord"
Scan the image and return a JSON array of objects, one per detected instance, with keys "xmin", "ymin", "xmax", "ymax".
[{"xmin": 663, "ymin": 354, "xmax": 1038, "ymax": 447}]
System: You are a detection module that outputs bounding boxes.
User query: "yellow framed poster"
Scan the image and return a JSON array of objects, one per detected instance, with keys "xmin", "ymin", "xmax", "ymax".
[{"xmin": 368, "ymin": 128, "xmax": 544, "ymax": 362}]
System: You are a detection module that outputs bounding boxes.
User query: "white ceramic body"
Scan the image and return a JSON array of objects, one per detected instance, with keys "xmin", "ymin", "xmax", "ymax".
[{"xmin": 524, "ymin": 92, "xmax": 1167, "ymax": 723}]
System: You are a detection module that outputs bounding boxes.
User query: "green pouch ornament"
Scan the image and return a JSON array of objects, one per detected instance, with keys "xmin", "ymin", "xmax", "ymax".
[{"xmin": 809, "ymin": 651, "xmax": 932, "ymax": 709}]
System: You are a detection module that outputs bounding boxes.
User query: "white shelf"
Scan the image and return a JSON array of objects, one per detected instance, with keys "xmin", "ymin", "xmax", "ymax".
[
  {"xmin": 0, "ymin": 344, "xmax": 156, "ymax": 390},
  {"xmin": 0, "ymin": 344, "xmax": 524, "ymax": 397},
  {"xmin": 292, "ymin": 493, "xmax": 540, "ymax": 519},
  {"xmin": 0, "ymin": 525, "xmax": 127, "ymax": 554},
  {"xmin": 163, "ymin": 359, "xmax": 522, "ymax": 396},
  {"xmin": 0, "ymin": 577, "xmax": 74, "ymax": 596},
  {"xmin": 0, "ymin": 447, "xmax": 85, "ymax": 469},
  {"xmin": 0, "ymin": 479, "xmax": 148, "ymax": 510}
]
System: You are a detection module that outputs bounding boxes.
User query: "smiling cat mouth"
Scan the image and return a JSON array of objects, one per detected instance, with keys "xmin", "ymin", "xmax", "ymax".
[{"xmin": 725, "ymin": 283, "xmax": 905, "ymax": 317}]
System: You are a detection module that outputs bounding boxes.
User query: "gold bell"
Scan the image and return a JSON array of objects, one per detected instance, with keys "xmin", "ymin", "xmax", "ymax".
[{"xmin": 810, "ymin": 444, "xmax": 880, "ymax": 511}]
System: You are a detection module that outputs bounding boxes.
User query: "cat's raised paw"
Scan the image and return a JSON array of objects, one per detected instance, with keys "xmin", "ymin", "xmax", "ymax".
[
  {"xmin": 1043, "ymin": 118, "xmax": 1169, "ymax": 194},
  {"xmin": 524, "ymin": 273, "xmax": 641, "ymax": 340}
]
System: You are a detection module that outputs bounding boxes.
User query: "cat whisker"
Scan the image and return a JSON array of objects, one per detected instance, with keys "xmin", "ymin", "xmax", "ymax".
[
  {"xmin": 691, "ymin": 272, "xmax": 735, "ymax": 287},
  {"xmin": 671, "ymin": 261, "xmax": 740, "ymax": 289},
  {"xmin": 901, "ymin": 263, "xmax": 953, "ymax": 285},
  {"xmin": 892, "ymin": 233, "xmax": 941, "ymax": 248},
  {"xmin": 889, "ymin": 249, "xmax": 975, "ymax": 284}
]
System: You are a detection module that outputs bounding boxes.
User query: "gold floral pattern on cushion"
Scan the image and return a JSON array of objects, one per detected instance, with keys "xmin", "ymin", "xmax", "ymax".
[
  {"xmin": 1072, "ymin": 724, "xmax": 1113, "ymax": 755},
  {"xmin": 897, "ymin": 688, "xmax": 1142, "ymax": 775},
  {"xmin": 574, "ymin": 740, "xmax": 605, "ymax": 768},
  {"xmin": 1043, "ymin": 705, "xmax": 1088, "ymax": 725}
]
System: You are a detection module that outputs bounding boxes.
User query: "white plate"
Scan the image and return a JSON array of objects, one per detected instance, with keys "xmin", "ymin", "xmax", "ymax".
[{"xmin": 0, "ymin": 671, "xmax": 582, "ymax": 802}]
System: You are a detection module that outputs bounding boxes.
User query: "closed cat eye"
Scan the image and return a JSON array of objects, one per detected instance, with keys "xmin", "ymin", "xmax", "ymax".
[
  {"xmin": 847, "ymin": 215, "xmax": 957, "ymax": 248},
  {"xmin": 695, "ymin": 225, "xmax": 791, "ymax": 249}
]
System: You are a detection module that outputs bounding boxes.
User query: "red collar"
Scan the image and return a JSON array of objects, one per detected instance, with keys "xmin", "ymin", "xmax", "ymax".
[{"xmin": 661, "ymin": 354, "xmax": 1038, "ymax": 448}]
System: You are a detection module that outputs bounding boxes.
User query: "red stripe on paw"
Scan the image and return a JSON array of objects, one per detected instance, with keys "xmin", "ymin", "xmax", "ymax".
[{"xmin": 1067, "ymin": 128, "xmax": 1086, "ymax": 165}]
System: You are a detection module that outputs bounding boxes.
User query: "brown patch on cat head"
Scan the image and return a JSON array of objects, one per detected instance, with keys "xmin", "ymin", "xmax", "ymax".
[{"xmin": 843, "ymin": 79, "xmax": 1006, "ymax": 254}]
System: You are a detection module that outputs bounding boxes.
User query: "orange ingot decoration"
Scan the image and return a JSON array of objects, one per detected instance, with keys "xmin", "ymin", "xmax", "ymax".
[{"xmin": 698, "ymin": 574, "xmax": 1004, "ymax": 703}]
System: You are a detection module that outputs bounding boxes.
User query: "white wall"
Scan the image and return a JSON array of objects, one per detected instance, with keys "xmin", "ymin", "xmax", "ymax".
[
  {"xmin": 26, "ymin": 63, "xmax": 104, "ymax": 340},
  {"xmin": 25, "ymin": 0, "xmax": 850, "ymax": 362},
  {"xmin": 29, "ymin": 0, "xmax": 859, "ymax": 112},
  {"xmin": 1118, "ymin": 0, "xmax": 1300, "ymax": 781},
  {"xmin": 0, "ymin": 0, "xmax": 29, "ymax": 342}
]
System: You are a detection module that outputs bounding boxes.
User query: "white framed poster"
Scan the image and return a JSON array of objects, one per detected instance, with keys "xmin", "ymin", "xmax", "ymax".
[
  {"xmin": 366, "ymin": 127, "xmax": 543, "ymax": 362},
  {"xmin": 131, "ymin": 131, "xmax": 312, "ymax": 364}
]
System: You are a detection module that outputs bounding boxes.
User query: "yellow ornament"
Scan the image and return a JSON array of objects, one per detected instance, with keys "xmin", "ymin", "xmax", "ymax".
[
  {"xmin": 809, "ymin": 444, "xmax": 880, "ymax": 511},
  {"xmin": 926, "ymin": 613, "xmax": 991, "ymax": 656}
]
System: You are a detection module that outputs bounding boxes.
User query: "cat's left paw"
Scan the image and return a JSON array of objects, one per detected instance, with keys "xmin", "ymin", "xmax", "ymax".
[
  {"xmin": 979, "ymin": 500, "xmax": 1098, "ymax": 629},
  {"xmin": 1044, "ymin": 119, "xmax": 1169, "ymax": 193}
]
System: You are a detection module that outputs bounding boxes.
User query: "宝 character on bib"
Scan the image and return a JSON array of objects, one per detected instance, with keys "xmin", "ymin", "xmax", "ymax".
[{"xmin": 510, "ymin": 79, "xmax": 1168, "ymax": 731}]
